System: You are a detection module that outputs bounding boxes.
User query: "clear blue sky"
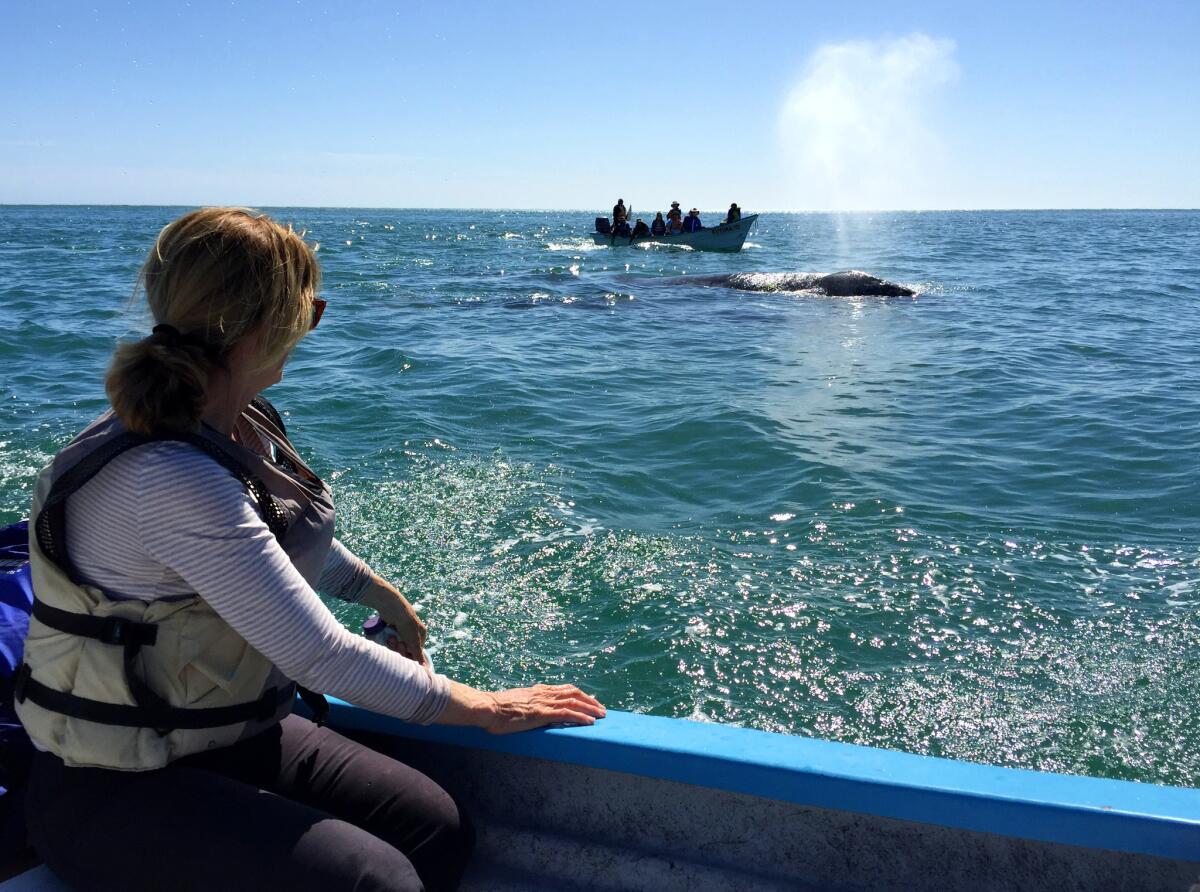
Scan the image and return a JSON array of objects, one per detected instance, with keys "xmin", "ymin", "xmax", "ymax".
[{"xmin": 3, "ymin": 0, "xmax": 1197, "ymax": 209}]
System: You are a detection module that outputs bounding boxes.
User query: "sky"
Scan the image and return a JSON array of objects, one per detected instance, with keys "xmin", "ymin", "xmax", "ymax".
[{"xmin": 2, "ymin": 0, "xmax": 1198, "ymax": 210}]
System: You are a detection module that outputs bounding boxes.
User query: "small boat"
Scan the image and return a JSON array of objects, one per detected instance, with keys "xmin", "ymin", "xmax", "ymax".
[
  {"xmin": 593, "ymin": 214, "xmax": 758, "ymax": 253},
  {"xmin": 4, "ymin": 695, "xmax": 1198, "ymax": 890}
]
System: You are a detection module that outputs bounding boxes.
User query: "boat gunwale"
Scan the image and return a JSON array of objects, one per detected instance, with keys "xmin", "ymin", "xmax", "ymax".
[{"xmin": 319, "ymin": 698, "xmax": 1200, "ymax": 862}]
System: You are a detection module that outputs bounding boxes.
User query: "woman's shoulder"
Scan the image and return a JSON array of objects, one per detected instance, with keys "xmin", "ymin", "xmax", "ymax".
[
  {"xmin": 104, "ymin": 440, "xmax": 249, "ymax": 505},
  {"xmin": 60, "ymin": 437, "xmax": 259, "ymax": 547}
]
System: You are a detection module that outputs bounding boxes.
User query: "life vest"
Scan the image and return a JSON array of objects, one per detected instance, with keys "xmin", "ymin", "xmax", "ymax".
[
  {"xmin": 651, "ymin": 219, "xmax": 666, "ymax": 236},
  {"xmin": 14, "ymin": 399, "xmax": 335, "ymax": 771}
]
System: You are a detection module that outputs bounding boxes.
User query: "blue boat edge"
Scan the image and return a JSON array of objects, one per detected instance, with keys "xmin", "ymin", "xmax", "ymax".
[{"xmin": 319, "ymin": 698, "xmax": 1200, "ymax": 863}]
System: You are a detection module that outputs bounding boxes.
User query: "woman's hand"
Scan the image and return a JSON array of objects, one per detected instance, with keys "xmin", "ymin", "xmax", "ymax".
[
  {"xmin": 359, "ymin": 574, "xmax": 428, "ymax": 665},
  {"xmin": 483, "ymin": 684, "xmax": 607, "ymax": 734},
  {"xmin": 438, "ymin": 680, "xmax": 606, "ymax": 734}
]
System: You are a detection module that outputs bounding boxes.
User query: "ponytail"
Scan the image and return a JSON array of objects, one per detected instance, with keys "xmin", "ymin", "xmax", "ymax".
[{"xmin": 106, "ymin": 326, "xmax": 222, "ymax": 434}]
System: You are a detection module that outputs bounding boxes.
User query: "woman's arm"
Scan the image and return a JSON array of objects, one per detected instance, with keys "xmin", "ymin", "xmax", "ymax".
[
  {"xmin": 318, "ymin": 540, "xmax": 428, "ymax": 663},
  {"xmin": 317, "ymin": 538, "xmax": 373, "ymax": 602}
]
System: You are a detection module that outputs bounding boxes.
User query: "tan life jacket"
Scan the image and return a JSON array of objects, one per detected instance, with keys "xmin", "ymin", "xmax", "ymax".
[{"xmin": 14, "ymin": 399, "xmax": 337, "ymax": 771}]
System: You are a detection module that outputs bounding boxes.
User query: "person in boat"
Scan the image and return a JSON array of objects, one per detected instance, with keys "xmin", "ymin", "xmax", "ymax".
[
  {"xmin": 16, "ymin": 207, "xmax": 605, "ymax": 892},
  {"xmin": 650, "ymin": 213, "xmax": 667, "ymax": 236},
  {"xmin": 631, "ymin": 218, "xmax": 650, "ymax": 238},
  {"xmin": 612, "ymin": 199, "xmax": 627, "ymax": 226},
  {"xmin": 666, "ymin": 202, "xmax": 683, "ymax": 233},
  {"xmin": 682, "ymin": 208, "xmax": 704, "ymax": 233},
  {"xmin": 613, "ymin": 217, "xmax": 632, "ymax": 237},
  {"xmin": 726, "ymin": 203, "xmax": 741, "ymax": 223}
]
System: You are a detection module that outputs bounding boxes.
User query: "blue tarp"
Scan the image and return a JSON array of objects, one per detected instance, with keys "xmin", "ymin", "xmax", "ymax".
[
  {"xmin": 0, "ymin": 522, "xmax": 32, "ymax": 743},
  {"xmin": 0, "ymin": 521, "xmax": 32, "ymax": 859}
]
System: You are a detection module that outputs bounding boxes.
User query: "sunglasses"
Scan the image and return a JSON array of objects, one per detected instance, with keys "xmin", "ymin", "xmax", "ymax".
[{"xmin": 311, "ymin": 297, "xmax": 327, "ymax": 330}]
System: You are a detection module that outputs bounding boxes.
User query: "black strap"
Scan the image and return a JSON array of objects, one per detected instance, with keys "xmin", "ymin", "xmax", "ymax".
[
  {"xmin": 32, "ymin": 598, "xmax": 157, "ymax": 647},
  {"xmin": 296, "ymin": 685, "xmax": 329, "ymax": 727},
  {"xmin": 13, "ymin": 664, "xmax": 294, "ymax": 730},
  {"xmin": 22, "ymin": 597, "xmax": 319, "ymax": 730},
  {"xmin": 31, "ymin": 596, "xmax": 261, "ymax": 730},
  {"xmin": 32, "ymin": 595, "xmax": 172, "ymax": 723}
]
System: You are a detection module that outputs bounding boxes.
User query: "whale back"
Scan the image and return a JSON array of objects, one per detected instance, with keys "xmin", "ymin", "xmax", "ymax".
[
  {"xmin": 815, "ymin": 271, "xmax": 916, "ymax": 297},
  {"xmin": 656, "ymin": 270, "xmax": 915, "ymax": 297}
]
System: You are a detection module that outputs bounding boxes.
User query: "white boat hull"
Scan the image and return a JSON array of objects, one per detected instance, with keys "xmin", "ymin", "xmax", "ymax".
[{"xmin": 592, "ymin": 214, "xmax": 757, "ymax": 252}]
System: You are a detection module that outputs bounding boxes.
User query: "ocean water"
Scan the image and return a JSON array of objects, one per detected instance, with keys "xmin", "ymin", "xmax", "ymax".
[{"xmin": 1, "ymin": 206, "xmax": 1198, "ymax": 786}]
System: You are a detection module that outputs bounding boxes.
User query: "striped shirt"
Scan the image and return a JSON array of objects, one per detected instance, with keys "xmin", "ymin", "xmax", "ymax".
[{"xmin": 63, "ymin": 439, "xmax": 451, "ymax": 725}]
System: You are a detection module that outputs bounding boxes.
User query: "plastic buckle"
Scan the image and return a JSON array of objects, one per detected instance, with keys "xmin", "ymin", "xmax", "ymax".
[{"xmin": 99, "ymin": 616, "xmax": 129, "ymax": 645}]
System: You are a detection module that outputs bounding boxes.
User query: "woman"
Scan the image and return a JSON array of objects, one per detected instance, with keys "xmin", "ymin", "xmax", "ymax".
[
  {"xmin": 16, "ymin": 208, "xmax": 605, "ymax": 891},
  {"xmin": 650, "ymin": 213, "xmax": 667, "ymax": 237}
]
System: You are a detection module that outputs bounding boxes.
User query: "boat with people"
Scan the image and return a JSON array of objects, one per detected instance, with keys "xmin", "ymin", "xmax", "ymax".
[
  {"xmin": 592, "ymin": 214, "xmax": 757, "ymax": 253},
  {"xmin": 594, "ymin": 199, "xmax": 757, "ymax": 253}
]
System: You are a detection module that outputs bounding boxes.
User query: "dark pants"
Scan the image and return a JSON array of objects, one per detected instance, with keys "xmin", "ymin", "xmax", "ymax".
[{"xmin": 25, "ymin": 715, "xmax": 473, "ymax": 891}]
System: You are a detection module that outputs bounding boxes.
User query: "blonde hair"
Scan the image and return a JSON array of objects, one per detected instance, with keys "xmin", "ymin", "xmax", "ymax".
[{"xmin": 106, "ymin": 207, "xmax": 320, "ymax": 434}]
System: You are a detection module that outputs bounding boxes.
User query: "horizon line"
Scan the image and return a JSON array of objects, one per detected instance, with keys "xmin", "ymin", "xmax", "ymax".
[{"xmin": 2, "ymin": 203, "xmax": 1198, "ymax": 213}]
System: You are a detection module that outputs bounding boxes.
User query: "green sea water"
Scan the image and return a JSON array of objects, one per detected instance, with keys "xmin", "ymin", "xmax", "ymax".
[{"xmin": 2, "ymin": 206, "xmax": 1198, "ymax": 785}]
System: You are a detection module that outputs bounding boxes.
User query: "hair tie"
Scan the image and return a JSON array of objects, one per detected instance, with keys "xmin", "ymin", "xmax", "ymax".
[
  {"xmin": 152, "ymin": 323, "xmax": 182, "ymax": 344},
  {"xmin": 150, "ymin": 323, "xmax": 222, "ymax": 361}
]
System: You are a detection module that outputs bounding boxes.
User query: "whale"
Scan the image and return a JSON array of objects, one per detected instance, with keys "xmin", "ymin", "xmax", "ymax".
[{"xmin": 659, "ymin": 270, "xmax": 916, "ymax": 297}]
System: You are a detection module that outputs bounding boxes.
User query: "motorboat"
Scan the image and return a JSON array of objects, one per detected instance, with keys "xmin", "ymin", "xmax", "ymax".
[{"xmin": 593, "ymin": 214, "xmax": 757, "ymax": 253}]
